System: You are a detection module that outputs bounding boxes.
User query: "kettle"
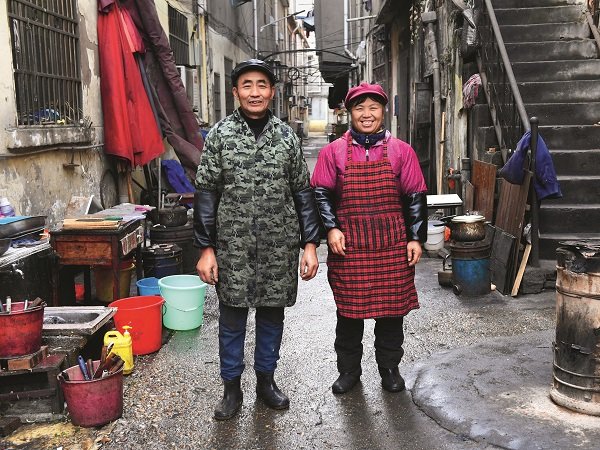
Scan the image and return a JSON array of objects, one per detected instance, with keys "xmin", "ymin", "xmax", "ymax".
[{"xmin": 104, "ymin": 327, "xmax": 134, "ymax": 375}]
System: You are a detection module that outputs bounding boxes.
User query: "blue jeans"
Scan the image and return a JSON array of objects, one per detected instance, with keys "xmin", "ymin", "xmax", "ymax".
[{"xmin": 219, "ymin": 302, "xmax": 285, "ymax": 381}]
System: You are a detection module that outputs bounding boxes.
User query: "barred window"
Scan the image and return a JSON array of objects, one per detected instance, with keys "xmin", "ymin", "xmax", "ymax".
[
  {"xmin": 224, "ymin": 58, "xmax": 234, "ymax": 116},
  {"xmin": 8, "ymin": 0, "xmax": 83, "ymax": 127},
  {"xmin": 168, "ymin": 5, "xmax": 189, "ymax": 66}
]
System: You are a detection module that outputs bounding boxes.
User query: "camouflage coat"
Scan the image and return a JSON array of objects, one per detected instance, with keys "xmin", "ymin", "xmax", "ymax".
[{"xmin": 195, "ymin": 110, "xmax": 310, "ymax": 308}]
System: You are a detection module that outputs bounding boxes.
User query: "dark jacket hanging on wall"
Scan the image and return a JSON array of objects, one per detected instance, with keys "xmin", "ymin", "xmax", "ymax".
[
  {"xmin": 121, "ymin": 0, "xmax": 204, "ymax": 180},
  {"xmin": 499, "ymin": 131, "xmax": 562, "ymax": 201}
]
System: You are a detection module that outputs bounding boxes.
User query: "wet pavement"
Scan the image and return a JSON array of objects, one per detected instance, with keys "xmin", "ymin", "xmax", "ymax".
[
  {"xmin": 101, "ymin": 253, "xmax": 511, "ymax": 450},
  {"xmin": 2, "ymin": 133, "xmax": 598, "ymax": 449}
]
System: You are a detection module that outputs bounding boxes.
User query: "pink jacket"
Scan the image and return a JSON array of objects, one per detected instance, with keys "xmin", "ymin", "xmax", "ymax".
[{"xmin": 310, "ymin": 131, "xmax": 428, "ymax": 196}]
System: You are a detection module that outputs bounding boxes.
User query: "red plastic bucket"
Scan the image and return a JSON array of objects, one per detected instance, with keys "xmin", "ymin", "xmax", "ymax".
[
  {"xmin": 108, "ymin": 295, "xmax": 164, "ymax": 355},
  {"xmin": 0, "ymin": 302, "xmax": 44, "ymax": 358},
  {"xmin": 59, "ymin": 361, "xmax": 123, "ymax": 427}
]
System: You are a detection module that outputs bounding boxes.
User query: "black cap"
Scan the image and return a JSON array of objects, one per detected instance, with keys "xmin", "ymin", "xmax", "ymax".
[{"xmin": 231, "ymin": 59, "xmax": 277, "ymax": 86}]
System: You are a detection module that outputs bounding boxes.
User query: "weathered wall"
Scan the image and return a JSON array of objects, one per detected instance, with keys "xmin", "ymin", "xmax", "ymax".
[
  {"xmin": 437, "ymin": 3, "xmax": 467, "ymax": 190},
  {"xmin": 206, "ymin": 29, "xmax": 252, "ymax": 122},
  {"xmin": 0, "ymin": 1, "xmax": 106, "ymax": 225}
]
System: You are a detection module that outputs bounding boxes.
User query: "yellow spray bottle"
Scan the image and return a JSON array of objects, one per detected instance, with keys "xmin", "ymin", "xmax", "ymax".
[{"xmin": 104, "ymin": 326, "xmax": 134, "ymax": 375}]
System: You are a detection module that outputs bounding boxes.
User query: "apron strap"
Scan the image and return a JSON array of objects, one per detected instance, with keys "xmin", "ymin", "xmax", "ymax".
[{"xmin": 346, "ymin": 133, "xmax": 353, "ymax": 162}]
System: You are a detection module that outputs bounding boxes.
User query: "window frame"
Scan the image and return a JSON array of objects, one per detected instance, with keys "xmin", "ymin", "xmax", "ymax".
[{"xmin": 7, "ymin": 0, "xmax": 84, "ymax": 129}]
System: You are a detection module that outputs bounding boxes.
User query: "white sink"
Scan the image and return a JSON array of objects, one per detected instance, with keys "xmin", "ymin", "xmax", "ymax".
[{"xmin": 43, "ymin": 306, "xmax": 116, "ymax": 335}]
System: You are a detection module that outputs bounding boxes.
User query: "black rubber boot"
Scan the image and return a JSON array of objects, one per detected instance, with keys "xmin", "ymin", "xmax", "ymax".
[
  {"xmin": 256, "ymin": 371, "xmax": 290, "ymax": 410},
  {"xmin": 214, "ymin": 376, "xmax": 243, "ymax": 420},
  {"xmin": 331, "ymin": 369, "xmax": 362, "ymax": 394},
  {"xmin": 378, "ymin": 366, "xmax": 405, "ymax": 393}
]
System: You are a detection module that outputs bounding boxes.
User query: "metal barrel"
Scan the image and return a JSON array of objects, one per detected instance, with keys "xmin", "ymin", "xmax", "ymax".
[
  {"xmin": 550, "ymin": 241, "xmax": 600, "ymax": 416},
  {"xmin": 149, "ymin": 222, "xmax": 196, "ymax": 274},
  {"xmin": 450, "ymin": 240, "xmax": 491, "ymax": 296},
  {"xmin": 141, "ymin": 244, "xmax": 183, "ymax": 279}
]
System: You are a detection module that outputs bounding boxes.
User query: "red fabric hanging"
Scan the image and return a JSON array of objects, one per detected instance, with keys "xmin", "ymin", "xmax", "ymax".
[{"xmin": 97, "ymin": 0, "xmax": 164, "ymax": 166}]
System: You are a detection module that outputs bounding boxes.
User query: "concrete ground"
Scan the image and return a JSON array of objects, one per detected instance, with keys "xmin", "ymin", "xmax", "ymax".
[{"xmin": 3, "ymin": 133, "xmax": 598, "ymax": 449}]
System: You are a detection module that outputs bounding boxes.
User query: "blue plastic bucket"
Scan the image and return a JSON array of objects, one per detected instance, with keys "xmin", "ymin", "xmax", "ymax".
[
  {"xmin": 158, "ymin": 275, "xmax": 207, "ymax": 330},
  {"xmin": 136, "ymin": 277, "xmax": 161, "ymax": 296}
]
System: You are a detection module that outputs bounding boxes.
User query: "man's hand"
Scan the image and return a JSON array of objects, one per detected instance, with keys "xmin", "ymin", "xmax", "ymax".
[
  {"xmin": 196, "ymin": 247, "xmax": 219, "ymax": 285},
  {"xmin": 327, "ymin": 228, "xmax": 346, "ymax": 256},
  {"xmin": 299, "ymin": 243, "xmax": 318, "ymax": 280},
  {"xmin": 407, "ymin": 240, "xmax": 422, "ymax": 267}
]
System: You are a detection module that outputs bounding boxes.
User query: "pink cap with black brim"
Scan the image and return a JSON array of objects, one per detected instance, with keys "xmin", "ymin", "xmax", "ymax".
[{"xmin": 344, "ymin": 82, "xmax": 389, "ymax": 109}]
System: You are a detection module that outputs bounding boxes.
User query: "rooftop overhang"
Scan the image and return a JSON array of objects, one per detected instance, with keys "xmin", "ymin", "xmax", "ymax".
[{"xmin": 376, "ymin": 0, "xmax": 410, "ymax": 24}]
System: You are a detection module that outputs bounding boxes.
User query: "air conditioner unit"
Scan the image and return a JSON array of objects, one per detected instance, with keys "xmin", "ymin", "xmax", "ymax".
[{"xmin": 185, "ymin": 67, "xmax": 201, "ymax": 112}]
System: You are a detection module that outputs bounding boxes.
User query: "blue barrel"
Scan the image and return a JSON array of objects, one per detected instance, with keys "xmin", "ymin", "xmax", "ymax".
[
  {"xmin": 450, "ymin": 241, "xmax": 491, "ymax": 296},
  {"xmin": 141, "ymin": 244, "xmax": 183, "ymax": 279}
]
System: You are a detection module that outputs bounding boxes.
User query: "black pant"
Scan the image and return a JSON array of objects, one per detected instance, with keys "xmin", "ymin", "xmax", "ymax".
[{"xmin": 334, "ymin": 311, "xmax": 404, "ymax": 373}]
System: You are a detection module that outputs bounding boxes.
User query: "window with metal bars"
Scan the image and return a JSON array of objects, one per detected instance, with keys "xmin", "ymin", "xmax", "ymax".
[
  {"xmin": 7, "ymin": 0, "xmax": 83, "ymax": 127},
  {"xmin": 168, "ymin": 5, "xmax": 189, "ymax": 66},
  {"xmin": 224, "ymin": 58, "xmax": 234, "ymax": 116}
]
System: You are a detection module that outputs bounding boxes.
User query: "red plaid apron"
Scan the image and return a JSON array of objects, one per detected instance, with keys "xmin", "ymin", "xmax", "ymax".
[{"xmin": 327, "ymin": 134, "xmax": 419, "ymax": 319}]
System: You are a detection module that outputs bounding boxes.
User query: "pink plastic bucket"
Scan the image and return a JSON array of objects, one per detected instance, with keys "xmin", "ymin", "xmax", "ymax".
[
  {"xmin": 59, "ymin": 361, "xmax": 123, "ymax": 427},
  {"xmin": 0, "ymin": 302, "xmax": 44, "ymax": 358}
]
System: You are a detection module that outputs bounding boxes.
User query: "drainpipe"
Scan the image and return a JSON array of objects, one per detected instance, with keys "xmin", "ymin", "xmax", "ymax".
[
  {"xmin": 199, "ymin": 10, "xmax": 209, "ymax": 123},
  {"xmin": 253, "ymin": 0, "xmax": 259, "ymax": 57},
  {"xmin": 422, "ymin": 11, "xmax": 443, "ymax": 195}
]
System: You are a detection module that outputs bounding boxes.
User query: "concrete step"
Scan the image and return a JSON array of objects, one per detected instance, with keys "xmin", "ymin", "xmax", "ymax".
[
  {"xmin": 524, "ymin": 102, "xmax": 600, "ymax": 126},
  {"xmin": 499, "ymin": 22, "xmax": 589, "ymax": 43},
  {"xmin": 476, "ymin": 125, "xmax": 600, "ymax": 151},
  {"xmin": 539, "ymin": 203, "xmax": 600, "ymax": 233},
  {"xmin": 505, "ymin": 40, "xmax": 599, "ymax": 62},
  {"xmin": 551, "ymin": 150, "xmax": 600, "ymax": 176},
  {"xmin": 539, "ymin": 232, "xmax": 600, "ymax": 260},
  {"xmin": 495, "ymin": 6, "xmax": 584, "ymax": 25},
  {"xmin": 551, "ymin": 176, "xmax": 600, "ymax": 204},
  {"xmin": 492, "ymin": 0, "xmax": 586, "ymax": 7},
  {"xmin": 539, "ymin": 125, "xmax": 600, "ymax": 149},
  {"xmin": 519, "ymin": 80, "xmax": 600, "ymax": 103},
  {"xmin": 511, "ymin": 60, "xmax": 600, "ymax": 81}
]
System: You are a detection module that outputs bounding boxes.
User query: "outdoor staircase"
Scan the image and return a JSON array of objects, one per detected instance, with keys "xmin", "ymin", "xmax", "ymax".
[{"xmin": 478, "ymin": 0, "xmax": 600, "ymax": 260}]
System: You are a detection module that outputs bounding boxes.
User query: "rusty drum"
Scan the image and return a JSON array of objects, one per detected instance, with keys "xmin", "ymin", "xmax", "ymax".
[{"xmin": 550, "ymin": 240, "xmax": 600, "ymax": 416}]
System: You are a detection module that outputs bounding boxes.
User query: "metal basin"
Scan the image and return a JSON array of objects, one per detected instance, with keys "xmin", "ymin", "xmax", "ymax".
[{"xmin": 42, "ymin": 306, "xmax": 116, "ymax": 335}]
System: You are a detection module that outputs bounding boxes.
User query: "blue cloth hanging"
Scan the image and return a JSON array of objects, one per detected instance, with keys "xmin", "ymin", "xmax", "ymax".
[
  {"xmin": 498, "ymin": 131, "xmax": 562, "ymax": 201},
  {"xmin": 161, "ymin": 159, "xmax": 195, "ymax": 195}
]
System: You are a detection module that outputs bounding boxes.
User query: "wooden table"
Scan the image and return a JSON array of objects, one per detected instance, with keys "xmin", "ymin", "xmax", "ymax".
[{"xmin": 50, "ymin": 219, "xmax": 144, "ymax": 306}]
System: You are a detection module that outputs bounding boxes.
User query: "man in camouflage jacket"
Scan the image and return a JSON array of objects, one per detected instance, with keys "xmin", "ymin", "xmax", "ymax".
[{"xmin": 194, "ymin": 59, "xmax": 321, "ymax": 420}]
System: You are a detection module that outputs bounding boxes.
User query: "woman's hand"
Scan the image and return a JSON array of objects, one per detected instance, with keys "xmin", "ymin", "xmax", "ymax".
[
  {"xmin": 197, "ymin": 247, "xmax": 219, "ymax": 285},
  {"xmin": 327, "ymin": 228, "xmax": 346, "ymax": 256},
  {"xmin": 407, "ymin": 241, "xmax": 422, "ymax": 266},
  {"xmin": 299, "ymin": 243, "xmax": 318, "ymax": 281}
]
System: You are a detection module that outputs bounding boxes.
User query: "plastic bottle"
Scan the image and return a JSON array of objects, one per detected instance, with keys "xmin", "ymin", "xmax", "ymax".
[
  {"xmin": 103, "ymin": 327, "xmax": 134, "ymax": 375},
  {"xmin": 0, "ymin": 198, "xmax": 15, "ymax": 217}
]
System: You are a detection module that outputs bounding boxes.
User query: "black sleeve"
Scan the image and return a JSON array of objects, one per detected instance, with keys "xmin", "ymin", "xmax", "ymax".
[
  {"xmin": 314, "ymin": 187, "xmax": 340, "ymax": 233},
  {"xmin": 292, "ymin": 187, "xmax": 322, "ymax": 248},
  {"xmin": 402, "ymin": 192, "xmax": 428, "ymax": 242},
  {"xmin": 193, "ymin": 189, "xmax": 220, "ymax": 248}
]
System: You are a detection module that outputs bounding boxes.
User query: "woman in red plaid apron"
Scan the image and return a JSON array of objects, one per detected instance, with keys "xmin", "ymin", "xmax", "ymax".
[{"xmin": 311, "ymin": 83, "xmax": 428, "ymax": 394}]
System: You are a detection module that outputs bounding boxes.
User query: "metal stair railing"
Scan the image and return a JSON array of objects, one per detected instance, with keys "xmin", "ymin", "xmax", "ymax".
[
  {"xmin": 476, "ymin": 0, "xmax": 530, "ymax": 156},
  {"xmin": 590, "ymin": 0, "xmax": 599, "ymax": 28},
  {"xmin": 474, "ymin": 0, "xmax": 547, "ymax": 265},
  {"xmin": 584, "ymin": 1, "xmax": 600, "ymax": 52}
]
